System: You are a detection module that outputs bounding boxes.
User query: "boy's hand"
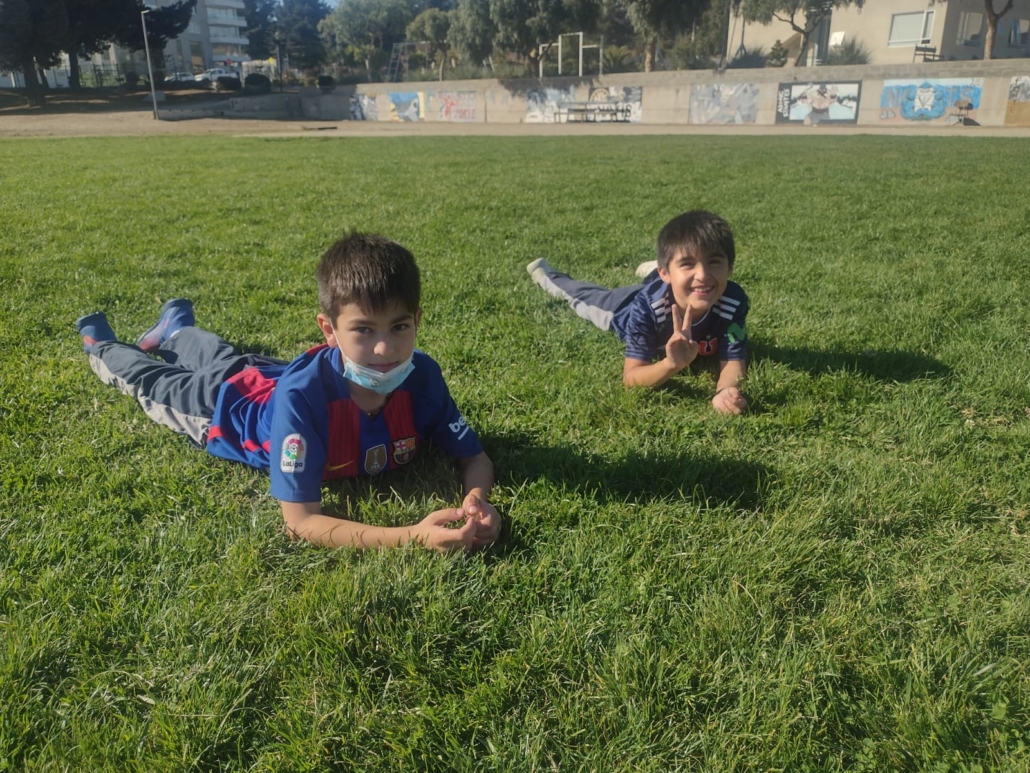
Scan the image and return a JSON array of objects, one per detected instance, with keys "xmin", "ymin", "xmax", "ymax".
[
  {"xmin": 665, "ymin": 303, "xmax": 699, "ymax": 371},
  {"xmin": 712, "ymin": 386, "xmax": 748, "ymax": 415},
  {"xmin": 413, "ymin": 508, "xmax": 478, "ymax": 553},
  {"xmin": 461, "ymin": 493, "xmax": 502, "ymax": 548}
]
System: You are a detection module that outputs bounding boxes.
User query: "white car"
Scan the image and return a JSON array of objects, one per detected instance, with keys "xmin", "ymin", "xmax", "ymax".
[{"xmin": 195, "ymin": 68, "xmax": 240, "ymax": 83}]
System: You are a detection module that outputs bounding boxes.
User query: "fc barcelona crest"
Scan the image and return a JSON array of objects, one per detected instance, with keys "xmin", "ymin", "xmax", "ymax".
[
  {"xmin": 364, "ymin": 444, "xmax": 388, "ymax": 474},
  {"xmin": 698, "ymin": 338, "xmax": 718, "ymax": 356},
  {"xmin": 392, "ymin": 436, "xmax": 417, "ymax": 465}
]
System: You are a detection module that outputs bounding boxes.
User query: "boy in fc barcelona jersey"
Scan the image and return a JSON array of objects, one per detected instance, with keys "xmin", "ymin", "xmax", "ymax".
[
  {"xmin": 75, "ymin": 232, "xmax": 500, "ymax": 552},
  {"xmin": 527, "ymin": 210, "xmax": 749, "ymax": 415}
]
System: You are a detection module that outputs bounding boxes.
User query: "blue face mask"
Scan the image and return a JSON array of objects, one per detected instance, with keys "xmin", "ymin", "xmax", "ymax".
[{"xmin": 339, "ymin": 353, "xmax": 415, "ymax": 395}]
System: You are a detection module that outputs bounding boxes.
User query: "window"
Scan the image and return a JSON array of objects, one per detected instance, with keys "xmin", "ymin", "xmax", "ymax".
[
  {"xmin": 207, "ymin": 7, "xmax": 241, "ymax": 20},
  {"xmin": 888, "ymin": 10, "xmax": 935, "ymax": 46},
  {"xmin": 956, "ymin": 11, "xmax": 984, "ymax": 45},
  {"xmin": 209, "ymin": 25, "xmax": 241, "ymax": 38},
  {"xmin": 1011, "ymin": 18, "xmax": 1030, "ymax": 46}
]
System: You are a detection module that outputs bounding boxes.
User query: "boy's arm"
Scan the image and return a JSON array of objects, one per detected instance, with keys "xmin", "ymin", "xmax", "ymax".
[
  {"xmin": 280, "ymin": 500, "xmax": 478, "ymax": 552},
  {"xmin": 712, "ymin": 359, "xmax": 748, "ymax": 415},
  {"xmin": 623, "ymin": 303, "xmax": 697, "ymax": 388},
  {"xmin": 455, "ymin": 451, "xmax": 502, "ymax": 548}
]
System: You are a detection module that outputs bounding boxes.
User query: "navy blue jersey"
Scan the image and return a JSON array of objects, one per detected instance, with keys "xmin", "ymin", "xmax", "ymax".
[
  {"xmin": 614, "ymin": 274, "xmax": 749, "ymax": 363},
  {"xmin": 206, "ymin": 346, "xmax": 483, "ymax": 503}
]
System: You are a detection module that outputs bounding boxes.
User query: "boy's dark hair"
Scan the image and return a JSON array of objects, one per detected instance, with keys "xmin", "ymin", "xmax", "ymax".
[
  {"xmin": 657, "ymin": 211, "xmax": 736, "ymax": 270},
  {"xmin": 317, "ymin": 231, "xmax": 421, "ymax": 319}
]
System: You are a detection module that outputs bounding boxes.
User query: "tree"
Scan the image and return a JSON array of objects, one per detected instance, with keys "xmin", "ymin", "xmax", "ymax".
[
  {"xmin": 734, "ymin": 0, "xmax": 861, "ymax": 66},
  {"xmin": 624, "ymin": 0, "xmax": 706, "ymax": 71},
  {"xmin": 115, "ymin": 0, "xmax": 197, "ymax": 77},
  {"xmin": 59, "ymin": 0, "xmax": 138, "ymax": 89},
  {"xmin": 0, "ymin": 0, "xmax": 68, "ymax": 106},
  {"xmin": 980, "ymin": 0, "xmax": 1015, "ymax": 59},
  {"xmin": 320, "ymin": 0, "xmax": 412, "ymax": 80},
  {"xmin": 244, "ymin": 0, "xmax": 278, "ymax": 60},
  {"xmin": 449, "ymin": 0, "xmax": 495, "ymax": 65},
  {"xmin": 277, "ymin": 0, "xmax": 330, "ymax": 71},
  {"xmin": 407, "ymin": 7, "xmax": 451, "ymax": 79},
  {"xmin": 486, "ymin": 0, "xmax": 602, "ymax": 73}
]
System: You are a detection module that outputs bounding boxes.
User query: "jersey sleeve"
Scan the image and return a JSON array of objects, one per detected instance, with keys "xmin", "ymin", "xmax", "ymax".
[
  {"xmin": 622, "ymin": 293, "xmax": 665, "ymax": 363},
  {"xmin": 417, "ymin": 356, "xmax": 483, "ymax": 459},
  {"xmin": 268, "ymin": 378, "xmax": 329, "ymax": 503},
  {"xmin": 719, "ymin": 291, "xmax": 749, "ymax": 362}
]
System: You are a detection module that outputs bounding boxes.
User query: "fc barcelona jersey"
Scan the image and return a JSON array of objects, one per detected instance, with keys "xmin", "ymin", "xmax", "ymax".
[{"xmin": 206, "ymin": 346, "xmax": 483, "ymax": 503}]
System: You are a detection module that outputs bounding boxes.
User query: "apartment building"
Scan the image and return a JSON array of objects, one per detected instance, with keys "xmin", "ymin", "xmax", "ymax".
[{"xmin": 729, "ymin": 0, "xmax": 1030, "ymax": 65}]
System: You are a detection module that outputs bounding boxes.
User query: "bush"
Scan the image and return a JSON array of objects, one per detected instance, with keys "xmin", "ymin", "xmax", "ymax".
[
  {"xmin": 317, "ymin": 74, "xmax": 335, "ymax": 91},
  {"xmin": 214, "ymin": 75, "xmax": 242, "ymax": 92},
  {"xmin": 124, "ymin": 71, "xmax": 139, "ymax": 88},
  {"xmin": 822, "ymin": 38, "xmax": 872, "ymax": 66},
  {"xmin": 727, "ymin": 46, "xmax": 766, "ymax": 69},
  {"xmin": 767, "ymin": 40, "xmax": 788, "ymax": 67},
  {"xmin": 244, "ymin": 73, "xmax": 271, "ymax": 94},
  {"xmin": 602, "ymin": 45, "xmax": 636, "ymax": 74}
]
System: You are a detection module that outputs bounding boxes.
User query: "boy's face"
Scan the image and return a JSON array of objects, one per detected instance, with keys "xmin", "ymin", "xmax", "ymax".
[
  {"xmin": 317, "ymin": 301, "xmax": 421, "ymax": 371},
  {"xmin": 657, "ymin": 249, "xmax": 732, "ymax": 315}
]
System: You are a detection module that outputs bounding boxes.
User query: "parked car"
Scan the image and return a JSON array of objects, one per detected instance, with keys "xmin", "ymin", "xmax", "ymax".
[
  {"xmin": 164, "ymin": 71, "xmax": 196, "ymax": 83},
  {"xmin": 195, "ymin": 68, "xmax": 240, "ymax": 84}
]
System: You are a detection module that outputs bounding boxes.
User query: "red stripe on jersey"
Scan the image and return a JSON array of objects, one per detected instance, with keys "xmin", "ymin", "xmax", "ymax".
[
  {"xmin": 383, "ymin": 390, "xmax": 418, "ymax": 470},
  {"xmin": 207, "ymin": 425, "xmax": 224, "ymax": 440},
  {"xmin": 323, "ymin": 398, "xmax": 361, "ymax": 478},
  {"xmin": 224, "ymin": 366, "xmax": 276, "ymax": 404},
  {"xmin": 242, "ymin": 439, "xmax": 264, "ymax": 452}
]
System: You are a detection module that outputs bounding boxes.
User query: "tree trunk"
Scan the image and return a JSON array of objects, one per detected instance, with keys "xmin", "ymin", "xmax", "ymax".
[
  {"xmin": 644, "ymin": 35, "xmax": 656, "ymax": 72},
  {"xmin": 984, "ymin": 16, "xmax": 996, "ymax": 59},
  {"xmin": 438, "ymin": 48, "xmax": 446, "ymax": 81},
  {"xmin": 793, "ymin": 33, "xmax": 809, "ymax": 66},
  {"xmin": 70, "ymin": 55, "xmax": 81, "ymax": 90},
  {"xmin": 21, "ymin": 58, "xmax": 45, "ymax": 107}
]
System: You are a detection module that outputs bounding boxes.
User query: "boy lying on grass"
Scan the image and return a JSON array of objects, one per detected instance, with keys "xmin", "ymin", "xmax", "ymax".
[
  {"xmin": 527, "ymin": 210, "xmax": 749, "ymax": 415},
  {"xmin": 76, "ymin": 232, "xmax": 500, "ymax": 552}
]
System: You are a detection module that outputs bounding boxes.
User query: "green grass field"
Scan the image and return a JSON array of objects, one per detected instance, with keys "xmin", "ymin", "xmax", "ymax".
[{"xmin": 2, "ymin": 133, "xmax": 1029, "ymax": 771}]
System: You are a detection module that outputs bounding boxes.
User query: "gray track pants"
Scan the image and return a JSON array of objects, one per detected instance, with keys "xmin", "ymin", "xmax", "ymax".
[{"xmin": 533, "ymin": 265, "xmax": 641, "ymax": 333}]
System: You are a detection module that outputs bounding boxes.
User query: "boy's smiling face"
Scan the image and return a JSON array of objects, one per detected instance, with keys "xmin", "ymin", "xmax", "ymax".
[
  {"xmin": 317, "ymin": 301, "xmax": 421, "ymax": 372},
  {"xmin": 657, "ymin": 248, "xmax": 731, "ymax": 315}
]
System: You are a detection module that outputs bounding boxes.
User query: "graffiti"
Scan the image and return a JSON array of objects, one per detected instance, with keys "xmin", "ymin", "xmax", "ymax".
[
  {"xmin": 880, "ymin": 79, "xmax": 983, "ymax": 125},
  {"xmin": 525, "ymin": 87, "xmax": 575, "ymax": 123},
  {"xmin": 587, "ymin": 86, "xmax": 642, "ymax": 123},
  {"xmin": 349, "ymin": 93, "xmax": 377, "ymax": 121},
  {"xmin": 688, "ymin": 83, "xmax": 759, "ymax": 125},
  {"xmin": 438, "ymin": 91, "xmax": 477, "ymax": 122},
  {"xmin": 1004, "ymin": 76, "xmax": 1030, "ymax": 126},
  {"xmin": 388, "ymin": 92, "xmax": 423, "ymax": 122},
  {"xmin": 775, "ymin": 81, "xmax": 860, "ymax": 125}
]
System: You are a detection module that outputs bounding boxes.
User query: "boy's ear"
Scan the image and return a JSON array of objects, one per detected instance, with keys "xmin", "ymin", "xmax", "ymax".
[
  {"xmin": 316, "ymin": 313, "xmax": 337, "ymax": 347},
  {"xmin": 414, "ymin": 307, "xmax": 423, "ymax": 330},
  {"xmin": 656, "ymin": 266, "xmax": 672, "ymax": 284}
]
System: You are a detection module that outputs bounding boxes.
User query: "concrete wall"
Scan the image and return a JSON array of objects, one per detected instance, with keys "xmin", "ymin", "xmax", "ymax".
[{"xmin": 285, "ymin": 60, "xmax": 1030, "ymax": 128}]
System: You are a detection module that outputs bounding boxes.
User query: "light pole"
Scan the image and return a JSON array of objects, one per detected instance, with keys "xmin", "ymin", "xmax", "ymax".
[{"xmin": 141, "ymin": 9, "xmax": 159, "ymax": 119}]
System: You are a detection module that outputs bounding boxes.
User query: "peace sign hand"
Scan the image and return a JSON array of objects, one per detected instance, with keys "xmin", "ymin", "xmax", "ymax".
[{"xmin": 665, "ymin": 303, "xmax": 699, "ymax": 371}]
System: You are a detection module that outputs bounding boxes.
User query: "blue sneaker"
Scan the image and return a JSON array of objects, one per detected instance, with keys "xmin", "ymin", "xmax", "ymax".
[
  {"xmin": 135, "ymin": 298, "xmax": 195, "ymax": 353},
  {"xmin": 75, "ymin": 312, "xmax": 117, "ymax": 353}
]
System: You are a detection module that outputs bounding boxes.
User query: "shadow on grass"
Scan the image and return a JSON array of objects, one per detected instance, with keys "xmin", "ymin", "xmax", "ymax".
[{"xmin": 752, "ymin": 340, "xmax": 952, "ymax": 382}]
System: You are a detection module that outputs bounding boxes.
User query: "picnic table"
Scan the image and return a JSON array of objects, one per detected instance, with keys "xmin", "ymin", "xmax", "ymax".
[{"xmin": 560, "ymin": 101, "xmax": 632, "ymax": 123}]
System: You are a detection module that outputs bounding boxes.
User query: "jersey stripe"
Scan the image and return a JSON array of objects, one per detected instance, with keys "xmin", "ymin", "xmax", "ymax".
[
  {"xmin": 323, "ymin": 399, "xmax": 361, "ymax": 478},
  {"xmin": 383, "ymin": 391, "xmax": 418, "ymax": 470}
]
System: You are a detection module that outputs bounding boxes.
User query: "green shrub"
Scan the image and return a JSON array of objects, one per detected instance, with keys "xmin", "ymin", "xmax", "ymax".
[
  {"xmin": 317, "ymin": 74, "xmax": 335, "ymax": 90},
  {"xmin": 214, "ymin": 75, "xmax": 242, "ymax": 92},
  {"xmin": 727, "ymin": 46, "xmax": 766, "ymax": 69},
  {"xmin": 244, "ymin": 73, "xmax": 271, "ymax": 94},
  {"xmin": 767, "ymin": 40, "xmax": 788, "ymax": 67},
  {"xmin": 602, "ymin": 45, "xmax": 636, "ymax": 74},
  {"xmin": 822, "ymin": 38, "xmax": 872, "ymax": 65}
]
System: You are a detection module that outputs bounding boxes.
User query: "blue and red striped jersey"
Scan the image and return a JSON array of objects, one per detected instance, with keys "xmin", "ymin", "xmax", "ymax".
[{"xmin": 206, "ymin": 346, "xmax": 483, "ymax": 503}]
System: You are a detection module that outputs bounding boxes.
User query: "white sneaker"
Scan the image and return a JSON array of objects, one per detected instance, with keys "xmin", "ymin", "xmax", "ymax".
[
  {"xmin": 635, "ymin": 260, "xmax": 658, "ymax": 279},
  {"xmin": 526, "ymin": 257, "xmax": 552, "ymax": 284}
]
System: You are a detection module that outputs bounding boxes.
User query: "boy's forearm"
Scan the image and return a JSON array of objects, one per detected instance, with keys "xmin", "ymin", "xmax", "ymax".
[
  {"xmin": 623, "ymin": 357, "xmax": 680, "ymax": 388},
  {"xmin": 281, "ymin": 501, "xmax": 415, "ymax": 549},
  {"xmin": 716, "ymin": 359, "xmax": 747, "ymax": 393},
  {"xmin": 457, "ymin": 451, "xmax": 494, "ymax": 499}
]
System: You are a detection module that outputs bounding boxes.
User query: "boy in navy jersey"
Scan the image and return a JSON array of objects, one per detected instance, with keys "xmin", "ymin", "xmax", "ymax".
[
  {"xmin": 527, "ymin": 210, "xmax": 749, "ymax": 415},
  {"xmin": 76, "ymin": 232, "xmax": 500, "ymax": 552}
]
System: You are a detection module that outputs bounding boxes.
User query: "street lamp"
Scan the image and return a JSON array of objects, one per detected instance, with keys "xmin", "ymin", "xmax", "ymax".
[{"xmin": 140, "ymin": 8, "xmax": 159, "ymax": 120}]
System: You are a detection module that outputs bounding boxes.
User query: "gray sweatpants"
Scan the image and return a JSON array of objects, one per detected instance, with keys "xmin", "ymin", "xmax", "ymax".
[
  {"xmin": 532, "ymin": 265, "xmax": 642, "ymax": 333},
  {"xmin": 87, "ymin": 327, "xmax": 286, "ymax": 445}
]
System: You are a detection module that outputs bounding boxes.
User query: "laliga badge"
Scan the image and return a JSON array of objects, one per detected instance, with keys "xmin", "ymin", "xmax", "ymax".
[{"xmin": 280, "ymin": 433, "xmax": 306, "ymax": 473}]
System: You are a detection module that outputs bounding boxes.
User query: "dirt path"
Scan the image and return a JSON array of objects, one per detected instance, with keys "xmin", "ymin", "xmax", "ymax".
[{"xmin": 2, "ymin": 105, "xmax": 1028, "ymax": 139}]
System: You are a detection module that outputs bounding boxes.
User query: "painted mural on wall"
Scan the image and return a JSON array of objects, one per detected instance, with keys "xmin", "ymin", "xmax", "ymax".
[
  {"xmin": 688, "ymin": 83, "xmax": 759, "ymax": 125},
  {"xmin": 775, "ymin": 81, "xmax": 860, "ymax": 125},
  {"xmin": 438, "ymin": 91, "xmax": 477, "ymax": 122},
  {"xmin": 525, "ymin": 87, "xmax": 575, "ymax": 123},
  {"xmin": 349, "ymin": 94, "xmax": 377, "ymax": 121},
  {"xmin": 879, "ymin": 78, "xmax": 983, "ymax": 125},
  {"xmin": 388, "ymin": 92, "xmax": 424, "ymax": 121},
  {"xmin": 1004, "ymin": 76, "xmax": 1030, "ymax": 126},
  {"xmin": 588, "ymin": 86, "xmax": 643, "ymax": 122}
]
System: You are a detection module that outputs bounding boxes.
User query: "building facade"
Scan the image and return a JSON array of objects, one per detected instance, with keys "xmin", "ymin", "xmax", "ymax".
[{"xmin": 729, "ymin": 0, "xmax": 1030, "ymax": 66}]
